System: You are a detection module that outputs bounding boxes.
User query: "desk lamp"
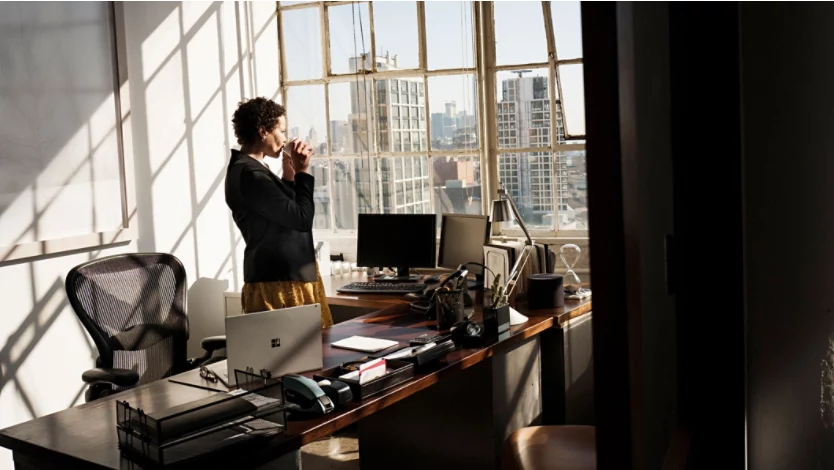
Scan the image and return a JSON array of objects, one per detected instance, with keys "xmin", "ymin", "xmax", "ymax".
[{"xmin": 490, "ymin": 181, "xmax": 530, "ymax": 326}]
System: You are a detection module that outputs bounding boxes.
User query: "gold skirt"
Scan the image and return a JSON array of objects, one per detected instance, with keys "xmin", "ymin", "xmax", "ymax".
[{"xmin": 241, "ymin": 270, "xmax": 334, "ymax": 329}]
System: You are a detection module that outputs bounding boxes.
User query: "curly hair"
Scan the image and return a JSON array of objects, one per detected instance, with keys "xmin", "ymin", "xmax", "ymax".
[{"xmin": 232, "ymin": 97, "xmax": 286, "ymax": 145}]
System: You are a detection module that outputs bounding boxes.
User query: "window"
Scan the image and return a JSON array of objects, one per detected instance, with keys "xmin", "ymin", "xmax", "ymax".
[{"xmin": 278, "ymin": 1, "xmax": 584, "ymax": 235}]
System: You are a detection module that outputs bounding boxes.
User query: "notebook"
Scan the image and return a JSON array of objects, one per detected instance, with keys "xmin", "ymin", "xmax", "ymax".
[{"xmin": 331, "ymin": 336, "xmax": 399, "ymax": 353}]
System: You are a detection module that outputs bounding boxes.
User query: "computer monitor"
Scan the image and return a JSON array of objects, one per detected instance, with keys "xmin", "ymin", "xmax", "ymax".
[
  {"xmin": 357, "ymin": 214, "xmax": 437, "ymax": 282},
  {"xmin": 438, "ymin": 213, "xmax": 491, "ymax": 287}
]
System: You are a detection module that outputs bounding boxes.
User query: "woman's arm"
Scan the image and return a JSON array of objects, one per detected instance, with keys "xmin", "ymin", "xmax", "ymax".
[{"xmin": 240, "ymin": 168, "xmax": 315, "ymax": 232}]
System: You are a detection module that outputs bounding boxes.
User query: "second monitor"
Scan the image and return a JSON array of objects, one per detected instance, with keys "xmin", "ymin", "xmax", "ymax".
[
  {"xmin": 438, "ymin": 213, "xmax": 491, "ymax": 288},
  {"xmin": 357, "ymin": 213, "xmax": 437, "ymax": 282}
]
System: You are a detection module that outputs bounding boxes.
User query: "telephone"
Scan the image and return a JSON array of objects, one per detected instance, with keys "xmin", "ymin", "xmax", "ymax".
[
  {"xmin": 451, "ymin": 320, "xmax": 485, "ymax": 347},
  {"xmin": 283, "ymin": 374, "xmax": 334, "ymax": 418},
  {"xmin": 409, "ymin": 265, "xmax": 469, "ymax": 319}
]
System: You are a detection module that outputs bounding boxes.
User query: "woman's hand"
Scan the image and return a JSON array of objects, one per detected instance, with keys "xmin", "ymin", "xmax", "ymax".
[
  {"xmin": 281, "ymin": 150, "xmax": 296, "ymax": 182},
  {"xmin": 289, "ymin": 139, "xmax": 313, "ymax": 174}
]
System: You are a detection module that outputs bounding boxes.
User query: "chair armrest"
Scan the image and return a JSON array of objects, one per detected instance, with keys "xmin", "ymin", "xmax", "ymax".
[
  {"xmin": 201, "ymin": 335, "xmax": 226, "ymax": 353},
  {"xmin": 81, "ymin": 368, "xmax": 139, "ymax": 388}
]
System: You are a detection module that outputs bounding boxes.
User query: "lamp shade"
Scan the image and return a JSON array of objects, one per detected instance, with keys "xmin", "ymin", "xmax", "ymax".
[{"xmin": 491, "ymin": 199, "xmax": 513, "ymax": 222}]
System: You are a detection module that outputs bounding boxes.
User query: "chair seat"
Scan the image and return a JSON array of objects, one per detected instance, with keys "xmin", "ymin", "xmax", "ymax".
[{"xmin": 502, "ymin": 426, "xmax": 596, "ymax": 470}]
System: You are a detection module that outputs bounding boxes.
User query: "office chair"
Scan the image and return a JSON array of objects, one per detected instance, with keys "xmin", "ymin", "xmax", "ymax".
[
  {"xmin": 66, "ymin": 253, "xmax": 226, "ymax": 402},
  {"xmin": 502, "ymin": 426, "xmax": 596, "ymax": 470}
]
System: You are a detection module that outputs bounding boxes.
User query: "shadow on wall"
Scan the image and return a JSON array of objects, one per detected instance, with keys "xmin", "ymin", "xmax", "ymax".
[{"xmin": 0, "ymin": 2, "xmax": 280, "ymax": 453}]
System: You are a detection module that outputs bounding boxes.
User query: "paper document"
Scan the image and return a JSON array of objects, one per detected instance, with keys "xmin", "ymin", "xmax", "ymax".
[{"xmin": 331, "ymin": 336, "xmax": 398, "ymax": 353}]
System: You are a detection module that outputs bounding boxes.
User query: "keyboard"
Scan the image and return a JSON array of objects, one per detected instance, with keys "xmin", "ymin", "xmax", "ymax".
[{"xmin": 337, "ymin": 282, "xmax": 426, "ymax": 295}]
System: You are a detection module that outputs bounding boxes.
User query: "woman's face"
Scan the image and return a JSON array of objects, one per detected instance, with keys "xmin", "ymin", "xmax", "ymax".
[{"xmin": 261, "ymin": 115, "xmax": 287, "ymax": 157}]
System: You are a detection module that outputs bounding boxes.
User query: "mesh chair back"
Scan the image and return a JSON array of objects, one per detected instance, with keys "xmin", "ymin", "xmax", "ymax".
[{"xmin": 66, "ymin": 253, "xmax": 190, "ymax": 389}]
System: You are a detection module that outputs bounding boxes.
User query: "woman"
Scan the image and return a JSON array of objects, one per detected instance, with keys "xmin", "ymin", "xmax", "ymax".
[{"xmin": 225, "ymin": 97, "xmax": 333, "ymax": 328}]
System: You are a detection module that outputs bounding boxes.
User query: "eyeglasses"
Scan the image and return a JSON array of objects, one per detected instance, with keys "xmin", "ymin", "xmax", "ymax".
[{"xmin": 199, "ymin": 365, "xmax": 219, "ymax": 383}]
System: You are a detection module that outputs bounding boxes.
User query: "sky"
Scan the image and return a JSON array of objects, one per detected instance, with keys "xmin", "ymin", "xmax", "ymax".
[{"xmin": 280, "ymin": 1, "xmax": 584, "ymax": 144}]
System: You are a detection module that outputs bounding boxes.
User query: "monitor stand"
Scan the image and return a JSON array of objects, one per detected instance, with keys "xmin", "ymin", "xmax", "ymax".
[{"xmin": 373, "ymin": 266, "xmax": 421, "ymax": 283}]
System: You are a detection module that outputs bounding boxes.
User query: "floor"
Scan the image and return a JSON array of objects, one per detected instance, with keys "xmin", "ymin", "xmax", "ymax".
[{"xmin": 300, "ymin": 431, "xmax": 360, "ymax": 470}]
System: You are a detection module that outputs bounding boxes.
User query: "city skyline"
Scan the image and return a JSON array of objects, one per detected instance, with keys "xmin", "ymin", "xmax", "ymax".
[
  {"xmin": 281, "ymin": 1, "xmax": 584, "ymax": 149},
  {"xmin": 278, "ymin": 1, "xmax": 585, "ymax": 232}
]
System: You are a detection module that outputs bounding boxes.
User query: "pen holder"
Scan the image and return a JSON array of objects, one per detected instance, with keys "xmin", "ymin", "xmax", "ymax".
[{"xmin": 436, "ymin": 289, "xmax": 465, "ymax": 330}]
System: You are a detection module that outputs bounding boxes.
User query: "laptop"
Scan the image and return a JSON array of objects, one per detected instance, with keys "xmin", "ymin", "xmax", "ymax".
[{"xmin": 225, "ymin": 304, "xmax": 323, "ymax": 384}]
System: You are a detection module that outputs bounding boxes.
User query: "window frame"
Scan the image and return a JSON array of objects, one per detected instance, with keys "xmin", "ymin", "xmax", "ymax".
[{"xmin": 277, "ymin": 1, "xmax": 585, "ymax": 238}]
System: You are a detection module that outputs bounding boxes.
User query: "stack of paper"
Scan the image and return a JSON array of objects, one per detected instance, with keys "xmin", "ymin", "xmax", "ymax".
[{"xmin": 331, "ymin": 336, "xmax": 398, "ymax": 353}]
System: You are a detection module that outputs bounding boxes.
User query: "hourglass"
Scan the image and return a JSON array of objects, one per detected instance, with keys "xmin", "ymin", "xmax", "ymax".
[{"xmin": 560, "ymin": 244, "xmax": 585, "ymax": 296}]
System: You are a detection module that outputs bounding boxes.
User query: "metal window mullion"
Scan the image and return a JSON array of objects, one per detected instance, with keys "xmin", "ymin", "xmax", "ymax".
[
  {"xmin": 284, "ymin": 68, "xmax": 478, "ymax": 86},
  {"xmin": 557, "ymin": 58, "xmax": 582, "ymax": 66},
  {"xmin": 327, "ymin": 152, "xmax": 336, "ymax": 232},
  {"xmin": 423, "ymin": 74, "xmax": 433, "ymax": 154},
  {"xmin": 495, "ymin": 61, "xmax": 550, "ymax": 72},
  {"xmin": 324, "ymin": 0, "xmax": 360, "ymax": 7},
  {"xmin": 542, "ymin": 0, "xmax": 560, "ymax": 232},
  {"xmin": 277, "ymin": 1, "xmax": 287, "ymax": 101},
  {"xmin": 497, "ymin": 144, "xmax": 584, "ymax": 155},
  {"xmin": 417, "ymin": 1, "xmax": 428, "ymax": 72},
  {"xmin": 427, "ymin": 154, "xmax": 436, "ymax": 216},
  {"xmin": 471, "ymin": 1, "xmax": 488, "ymax": 217},
  {"xmin": 280, "ymin": 2, "xmax": 321, "ymax": 11},
  {"xmin": 321, "ymin": 2, "xmax": 331, "ymax": 77},
  {"xmin": 368, "ymin": 1, "xmax": 376, "ymax": 73},
  {"xmin": 481, "ymin": 2, "xmax": 499, "ymax": 235}
]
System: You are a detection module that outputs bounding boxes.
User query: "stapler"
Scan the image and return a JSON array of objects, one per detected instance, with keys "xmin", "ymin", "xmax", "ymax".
[
  {"xmin": 283, "ymin": 374, "xmax": 334, "ymax": 418},
  {"xmin": 316, "ymin": 379, "xmax": 353, "ymax": 408}
]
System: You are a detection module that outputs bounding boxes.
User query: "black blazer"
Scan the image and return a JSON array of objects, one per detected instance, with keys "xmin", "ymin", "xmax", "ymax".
[{"xmin": 225, "ymin": 150, "xmax": 318, "ymax": 283}]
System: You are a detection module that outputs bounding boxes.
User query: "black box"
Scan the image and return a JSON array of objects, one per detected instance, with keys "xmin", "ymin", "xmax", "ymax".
[
  {"xmin": 313, "ymin": 359, "xmax": 414, "ymax": 401},
  {"xmin": 483, "ymin": 304, "xmax": 510, "ymax": 337}
]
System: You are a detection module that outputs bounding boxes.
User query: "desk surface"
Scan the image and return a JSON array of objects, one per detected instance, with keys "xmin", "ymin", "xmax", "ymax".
[{"xmin": 0, "ymin": 286, "xmax": 591, "ymax": 469}]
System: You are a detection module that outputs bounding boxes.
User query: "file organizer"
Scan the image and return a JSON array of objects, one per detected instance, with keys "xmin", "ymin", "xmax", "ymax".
[
  {"xmin": 314, "ymin": 359, "xmax": 415, "ymax": 400},
  {"xmin": 116, "ymin": 369, "xmax": 287, "ymax": 467}
]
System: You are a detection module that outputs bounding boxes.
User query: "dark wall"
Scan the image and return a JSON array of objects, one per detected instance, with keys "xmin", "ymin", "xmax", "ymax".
[
  {"xmin": 669, "ymin": 3, "xmax": 747, "ymax": 467},
  {"xmin": 619, "ymin": 3, "xmax": 678, "ymax": 468},
  {"xmin": 741, "ymin": 3, "xmax": 834, "ymax": 468}
]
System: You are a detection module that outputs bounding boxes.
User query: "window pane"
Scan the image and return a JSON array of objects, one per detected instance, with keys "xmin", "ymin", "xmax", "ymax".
[
  {"xmin": 433, "ymin": 156, "xmax": 483, "ymax": 227},
  {"xmin": 559, "ymin": 64, "xmax": 585, "ymax": 136},
  {"xmin": 425, "ymin": 1, "xmax": 474, "ymax": 70},
  {"xmin": 556, "ymin": 149, "xmax": 587, "ymax": 230},
  {"xmin": 428, "ymin": 74, "xmax": 479, "ymax": 151},
  {"xmin": 496, "ymin": 68, "xmax": 550, "ymax": 150},
  {"xmin": 550, "ymin": 1, "xmax": 583, "ymax": 60},
  {"xmin": 282, "ymin": 8, "xmax": 322, "ymax": 81},
  {"xmin": 328, "ymin": 81, "xmax": 374, "ymax": 154},
  {"xmin": 376, "ymin": 78, "xmax": 425, "ymax": 153},
  {"xmin": 495, "ymin": 2, "xmax": 548, "ymax": 65},
  {"xmin": 373, "ymin": 2, "xmax": 419, "ymax": 70},
  {"xmin": 380, "ymin": 156, "xmax": 429, "ymax": 213},
  {"xmin": 286, "ymin": 85, "xmax": 326, "ymax": 151},
  {"xmin": 309, "ymin": 159, "xmax": 331, "ymax": 230},
  {"xmin": 498, "ymin": 152, "xmax": 555, "ymax": 230},
  {"xmin": 329, "ymin": 3, "xmax": 371, "ymax": 75},
  {"xmin": 332, "ymin": 158, "xmax": 379, "ymax": 229}
]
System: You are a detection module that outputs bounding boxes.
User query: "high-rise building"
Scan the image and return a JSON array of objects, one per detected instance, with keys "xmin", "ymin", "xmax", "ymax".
[
  {"xmin": 309, "ymin": 162, "xmax": 331, "ymax": 230},
  {"xmin": 497, "ymin": 73, "xmax": 572, "ymax": 228},
  {"xmin": 325, "ymin": 53, "xmax": 431, "ymax": 229},
  {"xmin": 430, "ymin": 112, "xmax": 445, "ymax": 145},
  {"xmin": 308, "ymin": 127, "xmax": 318, "ymax": 150},
  {"xmin": 329, "ymin": 120, "xmax": 350, "ymax": 153}
]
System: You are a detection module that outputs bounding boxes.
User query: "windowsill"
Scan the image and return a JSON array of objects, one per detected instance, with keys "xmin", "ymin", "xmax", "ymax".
[{"xmin": 313, "ymin": 231, "xmax": 592, "ymax": 275}]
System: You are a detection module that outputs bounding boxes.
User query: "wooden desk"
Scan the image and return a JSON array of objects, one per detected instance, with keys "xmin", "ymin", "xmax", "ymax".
[{"xmin": 0, "ymin": 285, "xmax": 591, "ymax": 470}]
